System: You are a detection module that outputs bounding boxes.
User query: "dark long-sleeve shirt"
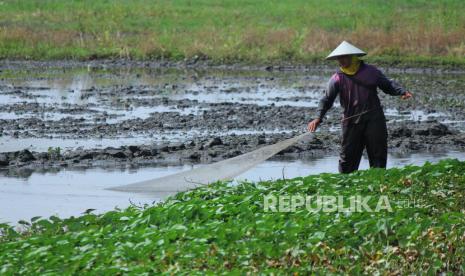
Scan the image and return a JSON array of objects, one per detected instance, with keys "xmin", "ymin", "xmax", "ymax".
[{"xmin": 317, "ymin": 62, "xmax": 406, "ymax": 123}]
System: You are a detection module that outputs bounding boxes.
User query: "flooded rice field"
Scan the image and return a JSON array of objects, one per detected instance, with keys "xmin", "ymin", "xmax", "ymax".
[{"xmin": 1, "ymin": 62, "xmax": 465, "ymax": 223}]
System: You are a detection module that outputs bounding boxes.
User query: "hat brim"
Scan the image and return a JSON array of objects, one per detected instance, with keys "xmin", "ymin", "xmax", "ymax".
[{"xmin": 325, "ymin": 53, "xmax": 367, "ymax": 60}]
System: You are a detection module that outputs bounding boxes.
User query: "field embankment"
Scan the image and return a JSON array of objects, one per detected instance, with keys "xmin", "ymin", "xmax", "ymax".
[{"xmin": 0, "ymin": 0, "xmax": 464, "ymax": 66}]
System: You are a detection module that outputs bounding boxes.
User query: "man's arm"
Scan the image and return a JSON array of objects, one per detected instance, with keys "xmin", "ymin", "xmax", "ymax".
[
  {"xmin": 317, "ymin": 77, "xmax": 339, "ymax": 121},
  {"xmin": 376, "ymin": 68, "xmax": 407, "ymax": 96},
  {"xmin": 308, "ymin": 77, "xmax": 339, "ymax": 132}
]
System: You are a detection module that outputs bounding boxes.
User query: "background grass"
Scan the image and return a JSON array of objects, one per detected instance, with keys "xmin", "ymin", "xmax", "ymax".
[{"xmin": 0, "ymin": 0, "xmax": 464, "ymax": 65}]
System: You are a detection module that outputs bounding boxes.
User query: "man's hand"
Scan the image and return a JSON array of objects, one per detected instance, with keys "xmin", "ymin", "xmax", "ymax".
[
  {"xmin": 307, "ymin": 118, "xmax": 321, "ymax": 132},
  {"xmin": 401, "ymin": 91, "xmax": 413, "ymax": 100}
]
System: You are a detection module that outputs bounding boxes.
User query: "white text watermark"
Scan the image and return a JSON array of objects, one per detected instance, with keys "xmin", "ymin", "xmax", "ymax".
[{"xmin": 263, "ymin": 194, "xmax": 395, "ymax": 213}]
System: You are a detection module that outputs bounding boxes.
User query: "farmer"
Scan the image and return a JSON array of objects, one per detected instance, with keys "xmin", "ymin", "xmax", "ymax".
[{"xmin": 307, "ymin": 41, "xmax": 413, "ymax": 173}]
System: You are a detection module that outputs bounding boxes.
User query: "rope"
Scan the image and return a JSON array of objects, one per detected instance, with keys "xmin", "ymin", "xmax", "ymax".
[{"xmin": 340, "ymin": 107, "xmax": 380, "ymax": 122}]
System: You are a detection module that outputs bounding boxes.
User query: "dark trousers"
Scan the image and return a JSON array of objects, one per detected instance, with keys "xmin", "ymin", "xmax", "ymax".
[{"xmin": 338, "ymin": 111, "xmax": 388, "ymax": 174}]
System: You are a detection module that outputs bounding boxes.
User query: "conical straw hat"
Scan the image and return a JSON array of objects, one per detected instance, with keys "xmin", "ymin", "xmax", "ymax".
[{"xmin": 326, "ymin": 41, "xmax": 366, "ymax": 60}]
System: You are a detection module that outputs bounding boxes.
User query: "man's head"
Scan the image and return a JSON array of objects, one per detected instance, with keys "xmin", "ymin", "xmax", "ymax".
[{"xmin": 336, "ymin": 55, "xmax": 352, "ymax": 68}]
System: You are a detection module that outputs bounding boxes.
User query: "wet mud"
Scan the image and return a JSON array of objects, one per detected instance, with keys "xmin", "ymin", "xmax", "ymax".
[{"xmin": 0, "ymin": 61, "xmax": 464, "ymax": 171}]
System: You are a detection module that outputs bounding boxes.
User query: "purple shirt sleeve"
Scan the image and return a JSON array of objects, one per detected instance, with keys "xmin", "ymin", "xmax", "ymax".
[
  {"xmin": 317, "ymin": 75, "xmax": 339, "ymax": 120},
  {"xmin": 376, "ymin": 68, "xmax": 407, "ymax": 96}
]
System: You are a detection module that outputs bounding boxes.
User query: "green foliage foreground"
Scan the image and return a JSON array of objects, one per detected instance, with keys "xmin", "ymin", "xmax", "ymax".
[{"xmin": 1, "ymin": 159, "xmax": 464, "ymax": 274}]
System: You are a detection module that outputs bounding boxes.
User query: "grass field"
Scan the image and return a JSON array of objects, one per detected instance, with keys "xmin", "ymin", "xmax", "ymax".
[
  {"xmin": 0, "ymin": 0, "xmax": 465, "ymax": 65},
  {"xmin": 1, "ymin": 159, "xmax": 464, "ymax": 274}
]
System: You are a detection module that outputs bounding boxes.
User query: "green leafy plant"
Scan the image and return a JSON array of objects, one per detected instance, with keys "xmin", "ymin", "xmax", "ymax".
[
  {"xmin": 47, "ymin": 147, "xmax": 62, "ymax": 160},
  {"xmin": 0, "ymin": 159, "xmax": 464, "ymax": 274}
]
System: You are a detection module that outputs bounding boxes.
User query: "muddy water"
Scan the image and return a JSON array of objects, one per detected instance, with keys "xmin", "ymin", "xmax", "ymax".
[
  {"xmin": 0, "ymin": 68, "xmax": 321, "ymax": 152},
  {"xmin": 0, "ymin": 64, "xmax": 464, "ymax": 223},
  {"xmin": 1, "ymin": 66, "xmax": 463, "ymax": 152}
]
